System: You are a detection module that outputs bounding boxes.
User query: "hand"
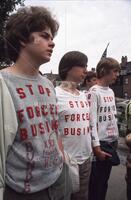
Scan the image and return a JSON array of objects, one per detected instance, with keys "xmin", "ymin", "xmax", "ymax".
[
  {"xmin": 58, "ymin": 136, "xmax": 65, "ymax": 161},
  {"xmin": 93, "ymin": 146, "xmax": 112, "ymax": 161}
]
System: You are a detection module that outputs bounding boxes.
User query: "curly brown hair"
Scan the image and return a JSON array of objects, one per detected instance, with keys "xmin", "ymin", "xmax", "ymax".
[{"xmin": 4, "ymin": 6, "xmax": 59, "ymax": 62}]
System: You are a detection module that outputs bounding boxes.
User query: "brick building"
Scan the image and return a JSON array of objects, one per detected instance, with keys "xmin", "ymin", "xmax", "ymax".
[
  {"xmin": 44, "ymin": 71, "xmax": 61, "ymax": 86},
  {"xmin": 43, "ymin": 57, "xmax": 131, "ymax": 98},
  {"xmin": 111, "ymin": 56, "xmax": 131, "ymax": 99}
]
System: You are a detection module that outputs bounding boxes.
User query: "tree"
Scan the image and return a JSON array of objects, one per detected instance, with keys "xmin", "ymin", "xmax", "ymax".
[{"xmin": 0, "ymin": 0, "xmax": 25, "ymax": 67}]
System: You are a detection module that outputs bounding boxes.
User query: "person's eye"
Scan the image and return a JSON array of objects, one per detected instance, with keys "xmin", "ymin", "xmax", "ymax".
[{"xmin": 41, "ymin": 34, "xmax": 49, "ymax": 39}]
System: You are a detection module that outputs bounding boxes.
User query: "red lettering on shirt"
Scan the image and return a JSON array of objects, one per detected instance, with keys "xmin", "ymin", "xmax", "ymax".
[
  {"xmin": 38, "ymin": 85, "xmax": 45, "ymax": 94},
  {"xmin": 103, "ymin": 96, "xmax": 113, "ymax": 103},
  {"xmin": 69, "ymin": 101, "xmax": 74, "ymax": 108},
  {"xmin": 16, "ymin": 88, "xmax": 26, "ymax": 99},
  {"xmin": 26, "ymin": 106, "xmax": 34, "ymax": 119},
  {"xmin": 39, "ymin": 122, "xmax": 45, "ymax": 134},
  {"xmin": 26, "ymin": 85, "xmax": 34, "ymax": 95},
  {"xmin": 74, "ymin": 101, "xmax": 79, "ymax": 107},
  {"xmin": 71, "ymin": 114, "xmax": 75, "ymax": 121},
  {"xmin": 51, "ymin": 120, "xmax": 58, "ymax": 131},
  {"xmin": 17, "ymin": 109, "xmax": 24, "ymax": 123},
  {"xmin": 65, "ymin": 115, "xmax": 69, "ymax": 122},
  {"xmin": 64, "ymin": 128, "xmax": 69, "ymax": 135},
  {"xmin": 20, "ymin": 128, "xmax": 28, "ymax": 140},
  {"xmin": 41, "ymin": 105, "xmax": 48, "ymax": 116},
  {"xmin": 31, "ymin": 124, "xmax": 37, "ymax": 136},
  {"xmin": 50, "ymin": 104, "xmax": 54, "ymax": 115},
  {"xmin": 45, "ymin": 121, "xmax": 50, "ymax": 133},
  {"xmin": 45, "ymin": 88, "xmax": 51, "ymax": 97},
  {"xmin": 80, "ymin": 101, "xmax": 84, "ymax": 108},
  {"xmin": 76, "ymin": 114, "xmax": 80, "ymax": 121},
  {"xmin": 35, "ymin": 106, "xmax": 41, "ymax": 117}
]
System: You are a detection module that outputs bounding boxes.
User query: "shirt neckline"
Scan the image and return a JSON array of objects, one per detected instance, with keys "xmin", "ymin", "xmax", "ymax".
[
  {"xmin": 56, "ymin": 86, "xmax": 83, "ymax": 97},
  {"xmin": 0, "ymin": 70, "xmax": 42, "ymax": 81}
]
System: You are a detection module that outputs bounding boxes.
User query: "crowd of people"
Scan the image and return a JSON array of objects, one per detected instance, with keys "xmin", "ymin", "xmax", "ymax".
[{"xmin": 0, "ymin": 5, "xmax": 130, "ymax": 200}]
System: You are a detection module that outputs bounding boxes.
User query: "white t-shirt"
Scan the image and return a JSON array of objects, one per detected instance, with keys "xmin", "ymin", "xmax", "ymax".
[
  {"xmin": 86, "ymin": 85, "xmax": 119, "ymax": 142},
  {"xmin": 55, "ymin": 86, "xmax": 99, "ymax": 164}
]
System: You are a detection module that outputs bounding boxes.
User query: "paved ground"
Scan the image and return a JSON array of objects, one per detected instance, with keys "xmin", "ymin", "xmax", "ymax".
[
  {"xmin": 106, "ymin": 137, "xmax": 128, "ymax": 200},
  {"xmin": 106, "ymin": 164, "xmax": 127, "ymax": 200}
]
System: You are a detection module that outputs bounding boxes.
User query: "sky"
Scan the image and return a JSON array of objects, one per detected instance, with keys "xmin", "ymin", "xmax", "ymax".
[{"xmin": 23, "ymin": 0, "xmax": 131, "ymax": 74}]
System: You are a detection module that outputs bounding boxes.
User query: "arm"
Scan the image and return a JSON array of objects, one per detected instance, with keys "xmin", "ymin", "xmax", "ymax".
[
  {"xmin": 87, "ymin": 91, "xmax": 112, "ymax": 161},
  {"xmin": 57, "ymin": 136, "xmax": 65, "ymax": 161},
  {"xmin": 0, "ymin": 76, "xmax": 18, "ymax": 200},
  {"xmin": 55, "ymin": 88, "xmax": 65, "ymax": 161},
  {"xmin": 87, "ymin": 91, "xmax": 100, "ymax": 147},
  {"xmin": 0, "ymin": 78, "xmax": 7, "ymax": 200}
]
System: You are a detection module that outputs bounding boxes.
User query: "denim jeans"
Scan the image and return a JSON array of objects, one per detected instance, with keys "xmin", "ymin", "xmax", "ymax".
[
  {"xmin": 88, "ymin": 158, "xmax": 112, "ymax": 200},
  {"xmin": 126, "ymin": 153, "xmax": 131, "ymax": 200}
]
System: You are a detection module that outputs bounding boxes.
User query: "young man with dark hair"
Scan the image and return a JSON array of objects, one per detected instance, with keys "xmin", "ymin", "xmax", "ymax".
[
  {"xmin": 0, "ymin": 6, "xmax": 71, "ymax": 200},
  {"xmin": 55, "ymin": 51, "xmax": 108, "ymax": 200},
  {"xmin": 82, "ymin": 71, "xmax": 97, "ymax": 91},
  {"xmin": 87, "ymin": 57, "xmax": 120, "ymax": 200}
]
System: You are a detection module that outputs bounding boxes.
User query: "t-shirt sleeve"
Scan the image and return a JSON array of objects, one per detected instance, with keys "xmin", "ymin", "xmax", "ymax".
[
  {"xmin": 55, "ymin": 87, "xmax": 62, "ymax": 137},
  {"xmin": 86, "ymin": 91, "xmax": 100, "ymax": 147}
]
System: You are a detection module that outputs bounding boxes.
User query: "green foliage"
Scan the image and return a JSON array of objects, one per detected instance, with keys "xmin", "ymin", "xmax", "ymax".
[
  {"xmin": 0, "ymin": 0, "xmax": 25, "ymax": 67},
  {"xmin": 117, "ymin": 105, "xmax": 127, "ymax": 137}
]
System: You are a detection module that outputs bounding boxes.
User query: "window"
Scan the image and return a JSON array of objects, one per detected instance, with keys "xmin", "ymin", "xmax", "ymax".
[
  {"xmin": 124, "ymin": 92, "xmax": 128, "ymax": 99},
  {"xmin": 120, "ymin": 70, "xmax": 127, "ymax": 75},
  {"xmin": 125, "ymin": 78, "xmax": 128, "ymax": 84}
]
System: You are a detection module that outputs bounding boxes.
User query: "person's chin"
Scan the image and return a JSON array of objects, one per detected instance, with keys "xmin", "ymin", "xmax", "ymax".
[
  {"xmin": 43, "ymin": 56, "xmax": 51, "ymax": 63},
  {"xmin": 110, "ymin": 79, "xmax": 116, "ymax": 84},
  {"xmin": 113, "ymin": 78, "xmax": 117, "ymax": 83},
  {"xmin": 77, "ymin": 79, "xmax": 82, "ymax": 84}
]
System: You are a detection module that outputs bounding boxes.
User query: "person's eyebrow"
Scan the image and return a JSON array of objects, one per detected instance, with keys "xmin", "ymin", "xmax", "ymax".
[{"xmin": 41, "ymin": 31, "xmax": 53, "ymax": 40}]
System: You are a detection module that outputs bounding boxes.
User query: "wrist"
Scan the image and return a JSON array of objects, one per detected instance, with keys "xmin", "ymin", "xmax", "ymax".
[{"xmin": 93, "ymin": 146, "xmax": 101, "ymax": 154}]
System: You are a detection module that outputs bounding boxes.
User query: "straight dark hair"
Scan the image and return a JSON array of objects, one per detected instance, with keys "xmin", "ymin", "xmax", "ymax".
[{"xmin": 59, "ymin": 51, "xmax": 88, "ymax": 80}]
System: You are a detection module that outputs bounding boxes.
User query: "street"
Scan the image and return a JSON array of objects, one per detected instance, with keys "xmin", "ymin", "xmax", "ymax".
[
  {"xmin": 106, "ymin": 148, "xmax": 128, "ymax": 200},
  {"xmin": 106, "ymin": 164, "xmax": 126, "ymax": 200}
]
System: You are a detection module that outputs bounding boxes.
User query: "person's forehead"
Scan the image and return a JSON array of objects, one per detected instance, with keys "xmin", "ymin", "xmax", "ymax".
[
  {"xmin": 36, "ymin": 27, "xmax": 53, "ymax": 38},
  {"xmin": 42, "ymin": 27, "xmax": 52, "ymax": 33},
  {"xmin": 92, "ymin": 77, "xmax": 97, "ymax": 80},
  {"xmin": 72, "ymin": 65, "xmax": 87, "ymax": 69},
  {"xmin": 112, "ymin": 68, "xmax": 120, "ymax": 72}
]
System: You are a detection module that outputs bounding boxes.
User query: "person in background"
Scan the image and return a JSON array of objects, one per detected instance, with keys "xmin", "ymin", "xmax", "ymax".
[
  {"xmin": 125, "ymin": 133, "xmax": 131, "ymax": 200},
  {"xmin": 87, "ymin": 57, "xmax": 120, "ymax": 200},
  {"xmin": 55, "ymin": 51, "xmax": 106, "ymax": 200},
  {"xmin": 125, "ymin": 100, "xmax": 131, "ymax": 135},
  {"xmin": 82, "ymin": 71, "xmax": 97, "ymax": 91},
  {"xmin": 125, "ymin": 101, "xmax": 131, "ymax": 200},
  {"xmin": 0, "ymin": 6, "xmax": 71, "ymax": 200}
]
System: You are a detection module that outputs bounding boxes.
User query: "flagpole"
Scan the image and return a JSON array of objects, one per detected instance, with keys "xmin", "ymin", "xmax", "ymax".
[
  {"xmin": 106, "ymin": 42, "xmax": 110, "ymax": 49},
  {"xmin": 100, "ymin": 42, "xmax": 110, "ymax": 60}
]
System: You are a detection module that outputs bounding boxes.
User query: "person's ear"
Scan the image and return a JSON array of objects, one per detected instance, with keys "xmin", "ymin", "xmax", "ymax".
[
  {"xmin": 20, "ymin": 40, "xmax": 27, "ymax": 47},
  {"xmin": 86, "ymin": 80, "xmax": 89, "ymax": 85}
]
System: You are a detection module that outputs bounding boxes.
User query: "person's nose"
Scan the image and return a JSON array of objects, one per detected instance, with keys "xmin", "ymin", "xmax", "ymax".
[
  {"xmin": 49, "ymin": 40, "xmax": 55, "ymax": 49},
  {"xmin": 84, "ymin": 69, "xmax": 87, "ymax": 75},
  {"xmin": 116, "ymin": 71, "xmax": 119, "ymax": 77}
]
